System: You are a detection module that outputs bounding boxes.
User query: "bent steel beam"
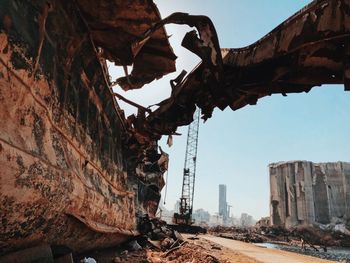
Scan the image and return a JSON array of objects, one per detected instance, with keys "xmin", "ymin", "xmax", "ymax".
[{"xmin": 141, "ymin": 0, "xmax": 350, "ymax": 138}]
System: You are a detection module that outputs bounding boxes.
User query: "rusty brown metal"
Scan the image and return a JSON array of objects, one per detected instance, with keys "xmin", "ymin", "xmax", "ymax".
[
  {"xmin": 222, "ymin": 0, "xmax": 350, "ymax": 110},
  {"xmin": 139, "ymin": 0, "xmax": 350, "ymax": 138},
  {"xmin": 74, "ymin": 0, "xmax": 177, "ymax": 90},
  {"xmin": 113, "ymin": 92, "xmax": 152, "ymax": 114},
  {"xmin": 0, "ymin": 0, "xmax": 168, "ymax": 256}
]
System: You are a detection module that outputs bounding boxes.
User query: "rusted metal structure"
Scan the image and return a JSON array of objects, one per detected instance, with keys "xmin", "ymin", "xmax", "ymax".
[
  {"xmin": 0, "ymin": 0, "xmax": 173, "ymax": 256},
  {"xmin": 1, "ymin": 0, "xmax": 350, "ymax": 257},
  {"xmin": 140, "ymin": 0, "xmax": 350, "ymax": 137}
]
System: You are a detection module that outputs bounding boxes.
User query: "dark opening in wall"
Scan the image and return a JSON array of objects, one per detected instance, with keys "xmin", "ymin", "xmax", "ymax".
[{"xmin": 285, "ymin": 181, "xmax": 290, "ymax": 217}]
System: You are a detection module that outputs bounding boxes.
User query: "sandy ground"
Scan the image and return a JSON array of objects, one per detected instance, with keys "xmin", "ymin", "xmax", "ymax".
[{"xmin": 202, "ymin": 235, "xmax": 334, "ymax": 263}]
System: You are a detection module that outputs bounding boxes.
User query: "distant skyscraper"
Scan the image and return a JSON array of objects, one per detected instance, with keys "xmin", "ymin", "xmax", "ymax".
[{"xmin": 218, "ymin": 184, "xmax": 228, "ymax": 221}]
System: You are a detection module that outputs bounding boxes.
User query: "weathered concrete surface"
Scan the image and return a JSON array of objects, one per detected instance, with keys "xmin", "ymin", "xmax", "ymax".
[
  {"xmin": 0, "ymin": 0, "xmax": 169, "ymax": 256},
  {"xmin": 270, "ymin": 161, "xmax": 350, "ymax": 228}
]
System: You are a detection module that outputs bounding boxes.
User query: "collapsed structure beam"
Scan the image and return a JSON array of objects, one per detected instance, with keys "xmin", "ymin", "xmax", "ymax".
[{"xmin": 137, "ymin": 0, "xmax": 350, "ymax": 138}]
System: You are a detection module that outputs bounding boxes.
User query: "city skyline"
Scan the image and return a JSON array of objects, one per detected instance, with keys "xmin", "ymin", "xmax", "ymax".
[{"xmin": 160, "ymin": 198, "xmax": 256, "ymax": 227}]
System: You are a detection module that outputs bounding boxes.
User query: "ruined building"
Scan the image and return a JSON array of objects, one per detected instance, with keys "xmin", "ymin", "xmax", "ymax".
[
  {"xmin": 1, "ymin": 0, "xmax": 350, "ymax": 257},
  {"xmin": 270, "ymin": 161, "xmax": 350, "ymax": 228},
  {"xmin": 0, "ymin": 0, "xmax": 174, "ymax": 256}
]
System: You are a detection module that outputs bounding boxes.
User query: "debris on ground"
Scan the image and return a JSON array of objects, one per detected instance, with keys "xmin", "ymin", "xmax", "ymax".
[
  {"xmin": 76, "ymin": 217, "xmax": 259, "ymax": 262},
  {"xmin": 127, "ymin": 240, "xmax": 143, "ymax": 251},
  {"xmin": 77, "ymin": 234, "xmax": 253, "ymax": 263},
  {"xmin": 209, "ymin": 223, "xmax": 350, "ymax": 250},
  {"xmin": 147, "ymin": 242, "xmax": 222, "ymax": 263},
  {"xmin": 211, "ymin": 245, "xmax": 222, "ymax": 250},
  {"xmin": 76, "ymin": 216, "xmax": 350, "ymax": 262},
  {"xmin": 209, "ymin": 226, "xmax": 268, "ymax": 243}
]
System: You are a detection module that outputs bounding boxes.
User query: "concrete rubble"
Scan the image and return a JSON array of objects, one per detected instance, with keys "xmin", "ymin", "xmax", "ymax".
[
  {"xmin": 1, "ymin": 0, "xmax": 350, "ymax": 259},
  {"xmin": 78, "ymin": 238, "xmax": 229, "ymax": 263},
  {"xmin": 76, "ymin": 219, "xmax": 231, "ymax": 263}
]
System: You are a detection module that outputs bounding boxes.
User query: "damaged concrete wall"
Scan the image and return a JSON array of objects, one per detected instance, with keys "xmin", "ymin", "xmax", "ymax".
[
  {"xmin": 270, "ymin": 161, "xmax": 350, "ymax": 228},
  {"xmin": 0, "ymin": 0, "xmax": 170, "ymax": 256}
]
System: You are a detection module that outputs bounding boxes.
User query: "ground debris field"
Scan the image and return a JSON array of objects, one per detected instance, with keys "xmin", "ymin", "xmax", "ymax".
[
  {"xmin": 146, "ymin": 235, "xmax": 260, "ymax": 263},
  {"xmin": 209, "ymin": 225, "xmax": 350, "ymax": 262},
  {"xmin": 75, "ymin": 218, "xmax": 348, "ymax": 263},
  {"xmin": 78, "ymin": 234, "xmax": 260, "ymax": 263},
  {"xmin": 75, "ymin": 218, "xmax": 255, "ymax": 262},
  {"xmin": 209, "ymin": 225, "xmax": 350, "ymax": 247},
  {"xmin": 77, "ymin": 233, "xmax": 341, "ymax": 263}
]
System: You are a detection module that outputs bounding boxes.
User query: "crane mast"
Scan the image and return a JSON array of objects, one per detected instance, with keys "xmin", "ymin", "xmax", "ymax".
[{"xmin": 173, "ymin": 108, "xmax": 200, "ymax": 225}]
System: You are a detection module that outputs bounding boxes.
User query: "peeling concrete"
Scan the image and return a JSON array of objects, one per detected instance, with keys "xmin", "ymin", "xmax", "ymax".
[{"xmin": 0, "ymin": 0, "xmax": 168, "ymax": 256}]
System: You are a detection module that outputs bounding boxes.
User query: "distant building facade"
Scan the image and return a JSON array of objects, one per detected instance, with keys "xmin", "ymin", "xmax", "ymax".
[
  {"xmin": 219, "ymin": 184, "xmax": 228, "ymax": 221},
  {"xmin": 210, "ymin": 214, "xmax": 224, "ymax": 226},
  {"xmin": 239, "ymin": 213, "xmax": 256, "ymax": 227},
  {"xmin": 192, "ymin": 208, "xmax": 210, "ymax": 224},
  {"xmin": 269, "ymin": 161, "xmax": 350, "ymax": 228}
]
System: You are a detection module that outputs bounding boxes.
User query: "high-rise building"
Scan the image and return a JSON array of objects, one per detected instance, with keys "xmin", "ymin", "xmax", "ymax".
[{"xmin": 218, "ymin": 184, "xmax": 228, "ymax": 221}]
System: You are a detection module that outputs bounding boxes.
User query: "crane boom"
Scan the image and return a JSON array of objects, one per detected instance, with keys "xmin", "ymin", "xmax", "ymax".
[{"xmin": 173, "ymin": 108, "xmax": 200, "ymax": 225}]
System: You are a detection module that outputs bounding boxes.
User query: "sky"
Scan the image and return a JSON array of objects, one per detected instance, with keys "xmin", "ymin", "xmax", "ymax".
[{"xmin": 109, "ymin": 0, "xmax": 350, "ymax": 220}]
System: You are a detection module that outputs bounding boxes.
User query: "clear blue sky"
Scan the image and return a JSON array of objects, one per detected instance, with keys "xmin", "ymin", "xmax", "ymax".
[{"xmin": 109, "ymin": 0, "xmax": 350, "ymax": 219}]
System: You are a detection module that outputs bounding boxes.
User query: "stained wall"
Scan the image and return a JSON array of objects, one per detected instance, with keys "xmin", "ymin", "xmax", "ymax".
[{"xmin": 270, "ymin": 161, "xmax": 350, "ymax": 228}]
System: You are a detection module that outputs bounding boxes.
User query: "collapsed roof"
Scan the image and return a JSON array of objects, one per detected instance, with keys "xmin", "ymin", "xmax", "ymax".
[
  {"xmin": 127, "ymin": 0, "xmax": 350, "ymax": 141},
  {"xmin": 76, "ymin": 0, "xmax": 177, "ymax": 90},
  {"xmin": 50, "ymin": 0, "xmax": 350, "ymax": 143}
]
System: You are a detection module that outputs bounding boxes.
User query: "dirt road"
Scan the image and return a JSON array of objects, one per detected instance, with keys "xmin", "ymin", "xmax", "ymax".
[{"xmin": 202, "ymin": 235, "xmax": 334, "ymax": 263}]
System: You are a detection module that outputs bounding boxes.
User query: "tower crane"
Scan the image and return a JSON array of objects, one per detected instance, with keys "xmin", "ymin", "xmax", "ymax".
[{"xmin": 173, "ymin": 108, "xmax": 200, "ymax": 225}]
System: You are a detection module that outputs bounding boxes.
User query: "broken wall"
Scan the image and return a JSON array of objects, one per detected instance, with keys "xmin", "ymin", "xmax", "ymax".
[
  {"xmin": 270, "ymin": 161, "xmax": 350, "ymax": 228},
  {"xmin": 0, "ymin": 0, "xmax": 169, "ymax": 255}
]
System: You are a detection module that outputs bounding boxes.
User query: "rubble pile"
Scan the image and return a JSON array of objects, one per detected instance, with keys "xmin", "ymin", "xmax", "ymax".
[
  {"xmin": 209, "ymin": 226, "xmax": 268, "ymax": 243},
  {"xmin": 210, "ymin": 224, "xmax": 350, "ymax": 249},
  {"xmin": 77, "ymin": 218, "xmax": 235, "ymax": 262},
  {"xmin": 147, "ymin": 242, "xmax": 223, "ymax": 263}
]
